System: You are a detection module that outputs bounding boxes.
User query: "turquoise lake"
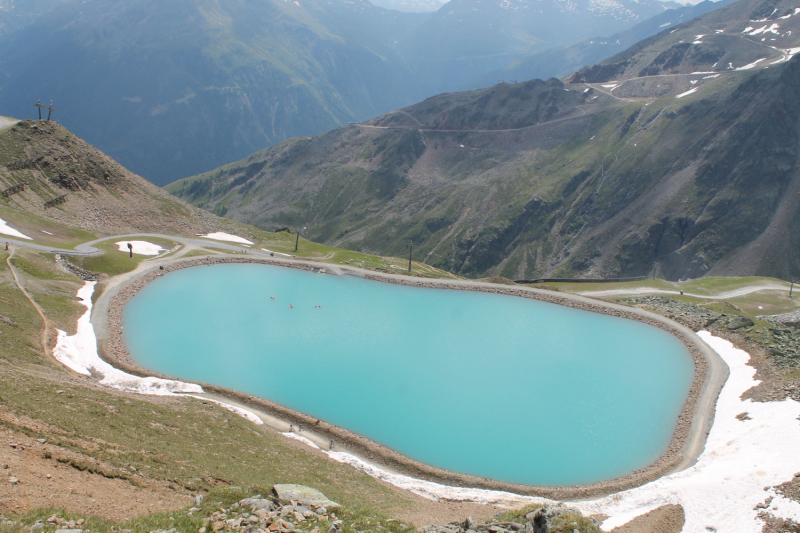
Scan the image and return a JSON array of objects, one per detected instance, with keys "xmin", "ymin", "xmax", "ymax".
[{"xmin": 123, "ymin": 264, "xmax": 694, "ymax": 486}]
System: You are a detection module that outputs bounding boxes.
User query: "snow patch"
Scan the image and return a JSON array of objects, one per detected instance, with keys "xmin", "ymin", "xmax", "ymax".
[
  {"xmin": 115, "ymin": 241, "xmax": 165, "ymax": 256},
  {"xmin": 734, "ymin": 58, "xmax": 767, "ymax": 70},
  {"xmin": 676, "ymin": 87, "xmax": 698, "ymax": 98},
  {"xmin": 0, "ymin": 217, "xmax": 32, "ymax": 240},
  {"xmin": 190, "ymin": 396, "xmax": 263, "ymax": 425},
  {"xmin": 41, "ymin": 230, "xmax": 54, "ymax": 235},
  {"xmin": 746, "ymin": 23, "xmax": 780, "ymax": 35},
  {"xmin": 703, "ymin": 74, "xmax": 721, "ymax": 79},
  {"xmin": 282, "ymin": 432, "xmax": 320, "ymax": 449},
  {"xmin": 197, "ymin": 232, "xmax": 254, "ymax": 245},
  {"xmin": 53, "ymin": 281, "xmax": 203, "ymax": 396},
  {"xmin": 326, "ymin": 450, "xmax": 541, "ymax": 507}
]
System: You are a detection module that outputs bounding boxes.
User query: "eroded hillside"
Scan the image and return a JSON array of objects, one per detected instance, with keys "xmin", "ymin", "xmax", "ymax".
[{"xmin": 0, "ymin": 120, "xmax": 254, "ymax": 238}]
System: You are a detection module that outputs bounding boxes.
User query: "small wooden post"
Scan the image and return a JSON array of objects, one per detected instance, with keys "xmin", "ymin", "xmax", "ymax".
[
  {"xmin": 791, "ymin": 278, "xmax": 796, "ymax": 298},
  {"xmin": 294, "ymin": 226, "xmax": 306, "ymax": 252},
  {"xmin": 128, "ymin": 243, "xmax": 133, "ymax": 258},
  {"xmin": 408, "ymin": 241, "xmax": 413, "ymax": 273}
]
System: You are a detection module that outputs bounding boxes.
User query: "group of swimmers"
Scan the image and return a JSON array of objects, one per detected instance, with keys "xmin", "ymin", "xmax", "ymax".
[{"xmin": 269, "ymin": 296, "xmax": 322, "ymax": 309}]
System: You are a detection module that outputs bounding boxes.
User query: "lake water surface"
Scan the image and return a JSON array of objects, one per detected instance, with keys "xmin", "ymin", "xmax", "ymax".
[{"xmin": 123, "ymin": 264, "xmax": 694, "ymax": 486}]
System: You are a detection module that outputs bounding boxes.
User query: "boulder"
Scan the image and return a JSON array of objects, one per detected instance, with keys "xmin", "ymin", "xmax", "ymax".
[
  {"xmin": 273, "ymin": 484, "xmax": 340, "ymax": 509},
  {"xmin": 239, "ymin": 497, "xmax": 275, "ymax": 511},
  {"xmin": 530, "ymin": 507, "xmax": 570, "ymax": 533},
  {"xmin": 727, "ymin": 316, "xmax": 754, "ymax": 330}
]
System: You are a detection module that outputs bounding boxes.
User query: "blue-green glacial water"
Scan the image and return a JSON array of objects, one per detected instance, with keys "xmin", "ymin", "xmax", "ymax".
[{"xmin": 123, "ymin": 264, "xmax": 694, "ymax": 486}]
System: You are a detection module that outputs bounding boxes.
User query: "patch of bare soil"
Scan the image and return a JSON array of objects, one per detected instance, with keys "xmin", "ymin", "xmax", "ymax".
[
  {"xmin": 609, "ymin": 505, "xmax": 685, "ymax": 533},
  {"xmin": 389, "ymin": 496, "xmax": 499, "ymax": 527},
  {"xmin": 0, "ymin": 426, "xmax": 190, "ymax": 521}
]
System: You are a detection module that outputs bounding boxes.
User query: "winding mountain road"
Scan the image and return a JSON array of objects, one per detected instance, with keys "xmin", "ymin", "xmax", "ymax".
[
  {"xmin": 353, "ymin": 104, "xmax": 590, "ymax": 134},
  {"xmin": 579, "ymin": 283, "xmax": 790, "ymax": 299},
  {"xmin": 2, "ymin": 233, "xmax": 269, "ymax": 257}
]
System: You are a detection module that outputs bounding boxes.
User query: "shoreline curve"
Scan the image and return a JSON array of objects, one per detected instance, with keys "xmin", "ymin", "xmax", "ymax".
[{"xmin": 94, "ymin": 255, "xmax": 729, "ymax": 501}]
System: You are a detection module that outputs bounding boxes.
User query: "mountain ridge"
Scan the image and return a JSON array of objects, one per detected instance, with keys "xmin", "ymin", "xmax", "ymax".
[
  {"xmin": 0, "ymin": 0, "xmax": 679, "ymax": 184},
  {"xmin": 168, "ymin": 0, "xmax": 800, "ymax": 281}
]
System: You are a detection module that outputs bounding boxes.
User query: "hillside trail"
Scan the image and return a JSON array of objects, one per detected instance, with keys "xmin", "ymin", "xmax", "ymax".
[
  {"xmin": 355, "ymin": 104, "xmax": 589, "ymax": 133},
  {"xmin": 5, "ymin": 244, "xmax": 52, "ymax": 360},
  {"xmin": 579, "ymin": 282, "xmax": 789, "ymax": 299}
]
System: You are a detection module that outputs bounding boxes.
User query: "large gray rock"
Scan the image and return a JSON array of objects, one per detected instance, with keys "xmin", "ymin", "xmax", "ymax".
[
  {"xmin": 727, "ymin": 316, "xmax": 754, "ymax": 330},
  {"xmin": 239, "ymin": 497, "xmax": 274, "ymax": 511},
  {"xmin": 273, "ymin": 484, "xmax": 340, "ymax": 509}
]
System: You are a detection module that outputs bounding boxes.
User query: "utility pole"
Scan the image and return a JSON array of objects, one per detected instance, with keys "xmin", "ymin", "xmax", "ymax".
[
  {"xmin": 33, "ymin": 100, "xmax": 56, "ymax": 121},
  {"xmin": 791, "ymin": 277, "xmax": 796, "ymax": 298},
  {"xmin": 408, "ymin": 241, "xmax": 413, "ymax": 273},
  {"xmin": 652, "ymin": 262, "xmax": 658, "ymax": 280},
  {"xmin": 295, "ymin": 226, "xmax": 306, "ymax": 252}
]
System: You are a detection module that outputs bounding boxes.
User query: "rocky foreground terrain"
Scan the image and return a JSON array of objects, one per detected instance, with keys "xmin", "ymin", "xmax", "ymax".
[{"xmin": 0, "ymin": 484, "xmax": 605, "ymax": 533}]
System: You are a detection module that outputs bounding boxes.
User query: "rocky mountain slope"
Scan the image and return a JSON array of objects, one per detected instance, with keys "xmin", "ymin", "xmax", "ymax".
[
  {"xmin": 169, "ymin": 0, "xmax": 800, "ymax": 281},
  {"xmin": 0, "ymin": 119, "xmax": 251, "ymax": 237},
  {"xmin": 567, "ymin": 0, "xmax": 800, "ymax": 88},
  {"xmin": 0, "ymin": 0, "xmax": 676, "ymax": 184},
  {"xmin": 463, "ymin": 0, "xmax": 733, "ymax": 89}
]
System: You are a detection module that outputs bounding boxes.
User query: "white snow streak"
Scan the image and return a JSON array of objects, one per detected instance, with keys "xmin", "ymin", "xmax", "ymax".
[
  {"xmin": 282, "ymin": 432, "xmax": 320, "ymax": 449},
  {"xmin": 190, "ymin": 396, "xmax": 264, "ymax": 425},
  {"xmin": 0, "ymin": 217, "xmax": 32, "ymax": 240},
  {"xmin": 676, "ymin": 87, "xmax": 698, "ymax": 98},
  {"xmin": 53, "ymin": 281, "xmax": 203, "ymax": 396},
  {"xmin": 115, "ymin": 241, "xmax": 164, "ymax": 256},
  {"xmin": 197, "ymin": 232, "xmax": 254, "ymax": 245},
  {"xmin": 734, "ymin": 58, "xmax": 767, "ymax": 70}
]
